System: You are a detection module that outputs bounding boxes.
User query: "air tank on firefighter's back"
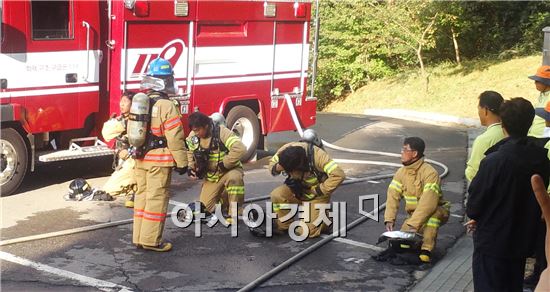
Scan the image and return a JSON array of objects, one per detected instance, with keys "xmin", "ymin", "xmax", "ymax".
[{"xmin": 127, "ymin": 93, "xmax": 150, "ymax": 147}]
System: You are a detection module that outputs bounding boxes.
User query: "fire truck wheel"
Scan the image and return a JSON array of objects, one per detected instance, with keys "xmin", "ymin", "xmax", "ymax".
[
  {"xmin": 0, "ymin": 128, "xmax": 28, "ymax": 196},
  {"xmin": 226, "ymin": 106, "xmax": 260, "ymax": 162}
]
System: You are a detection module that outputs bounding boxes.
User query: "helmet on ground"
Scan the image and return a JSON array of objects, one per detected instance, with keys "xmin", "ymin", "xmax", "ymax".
[
  {"xmin": 176, "ymin": 201, "xmax": 211, "ymax": 223},
  {"xmin": 66, "ymin": 178, "xmax": 93, "ymax": 201},
  {"xmin": 147, "ymin": 57, "xmax": 173, "ymax": 77}
]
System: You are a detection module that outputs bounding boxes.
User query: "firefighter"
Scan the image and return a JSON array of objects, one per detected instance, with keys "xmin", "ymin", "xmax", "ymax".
[
  {"xmin": 186, "ymin": 112, "xmax": 246, "ymax": 219},
  {"xmin": 102, "ymin": 91, "xmax": 137, "ymax": 208},
  {"xmin": 132, "ymin": 58, "xmax": 188, "ymax": 252},
  {"xmin": 252, "ymin": 131, "xmax": 345, "ymax": 238},
  {"xmin": 383, "ymin": 137, "xmax": 449, "ymax": 263}
]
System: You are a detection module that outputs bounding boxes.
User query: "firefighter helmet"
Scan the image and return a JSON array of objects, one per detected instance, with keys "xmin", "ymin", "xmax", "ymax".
[
  {"xmin": 147, "ymin": 57, "xmax": 173, "ymax": 76},
  {"xmin": 302, "ymin": 129, "xmax": 323, "ymax": 148},
  {"xmin": 210, "ymin": 112, "xmax": 226, "ymax": 127},
  {"xmin": 65, "ymin": 178, "xmax": 93, "ymax": 201},
  {"xmin": 176, "ymin": 201, "xmax": 212, "ymax": 223},
  {"xmin": 142, "ymin": 58, "xmax": 178, "ymax": 94}
]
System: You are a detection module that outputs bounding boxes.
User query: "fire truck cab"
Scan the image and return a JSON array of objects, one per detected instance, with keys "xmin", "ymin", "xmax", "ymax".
[{"xmin": 0, "ymin": 0, "xmax": 319, "ymax": 196}]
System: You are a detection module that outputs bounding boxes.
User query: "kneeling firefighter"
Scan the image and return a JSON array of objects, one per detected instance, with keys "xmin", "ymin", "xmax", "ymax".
[
  {"xmin": 127, "ymin": 57, "xmax": 188, "ymax": 252},
  {"xmin": 379, "ymin": 137, "xmax": 450, "ymax": 264},
  {"xmin": 250, "ymin": 129, "xmax": 346, "ymax": 238},
  {"xmin": 101, "ymin": 91, "xmax": 137, "ymax": 208},
  {"xmin": 185, "ymin": 111, "xmax": 246, "ymax": 219}
]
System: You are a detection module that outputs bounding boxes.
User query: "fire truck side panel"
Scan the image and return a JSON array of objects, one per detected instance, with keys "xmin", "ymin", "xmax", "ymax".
[
  {"xmin": 191, "ymin": 1, "xmax": 314, "ymax": 134},
  {"xmin": 0, "ymin": 0, "xmax": 102, "ymax": 136},
  {"xmin": 196, "ymin": 1, "xmax": 311, "ymax": 21}
]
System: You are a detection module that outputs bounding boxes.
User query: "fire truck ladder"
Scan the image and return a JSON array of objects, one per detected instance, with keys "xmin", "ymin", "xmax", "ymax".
[{"xmin": 38, "ymin": 137, "xmax": 114, "ymax": 162}]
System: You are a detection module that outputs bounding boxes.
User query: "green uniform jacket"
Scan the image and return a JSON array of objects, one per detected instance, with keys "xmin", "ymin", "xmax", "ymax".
[
  {"xmin": 384, "ymin": 158, "xmax": 447, "ymax": 230},
  {"xmin": 269, "ymin": 142, "xmax": 345, "ymax": 199},
  {"xmin": 465, "ymin": 123, "xmax": 505, "ymax": 182},
  {"xmin": 528, "ymin": 91, "xmax": 550, "ymax": 138}
]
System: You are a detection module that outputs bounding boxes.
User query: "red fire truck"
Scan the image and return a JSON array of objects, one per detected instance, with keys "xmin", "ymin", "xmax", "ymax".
[{"xmin": 0, "ymin": 0, "xmax": 319, "ymax": 196}]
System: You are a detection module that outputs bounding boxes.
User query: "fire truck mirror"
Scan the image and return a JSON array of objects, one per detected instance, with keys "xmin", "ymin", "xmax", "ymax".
[
  {"xmin": 65, "ymin": 74, "xmax": 77, "ymax": 83},
  {"xmin": 0, "ymin": 79, "xmax": 6, "ymax": 90}
]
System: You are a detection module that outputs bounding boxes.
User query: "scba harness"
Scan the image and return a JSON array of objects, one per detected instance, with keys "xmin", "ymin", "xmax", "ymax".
[
  {"xmin": 188, "ymin": 122, "xmax": 229, "ymax": 179},
  {"xmin": 283, "ymin": 137, "xmax": 328, "ymax": 201},
  {"xmin": 128, "ymin": 92, "xmax": 168, "ymax": 159}
]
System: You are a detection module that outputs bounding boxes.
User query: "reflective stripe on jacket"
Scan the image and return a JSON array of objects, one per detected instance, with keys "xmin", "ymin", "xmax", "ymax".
[
  {"xmin": 269, "ymin": 142, "xmax": 345, "ymax": 198},
  {"xmin": 136, "ymin": 95, "xmax": 188, "ymax": 168},
  {"xmin": 384, "ymin": 158, "xmax": 447, "ymax": 230},
  {"xmin": 186, "ymin": 125, "xmax": 246, "ymax": 182}
]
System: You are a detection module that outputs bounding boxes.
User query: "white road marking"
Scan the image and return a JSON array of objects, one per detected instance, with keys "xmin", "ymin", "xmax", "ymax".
[
  {"xmin": 450, "ymin": 214, "xmax": 463, "ymax": 218},
  {"xmin": 0, "ymin": 251, "xmax": 133, "ymax": 292},
  {"xmin": 321, "ymin": 235, "xmax": 385, "ymax": 252},
  {"xmin": 169, "ymin": 200, "xmax": 188, "ymax": 207},
  {"xmin": 343, "ymin": 257, "xmax": 366, "ymax": 264}
]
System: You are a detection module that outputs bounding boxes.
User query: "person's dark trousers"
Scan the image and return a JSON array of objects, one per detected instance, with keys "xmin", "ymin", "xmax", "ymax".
[
  {"xmin": 530, "ymin": 221, "xmax": 548, "ymax": 283},
  {"xmin": 472, "ymin": 249, "xmax": 526, "ymax": 292}
]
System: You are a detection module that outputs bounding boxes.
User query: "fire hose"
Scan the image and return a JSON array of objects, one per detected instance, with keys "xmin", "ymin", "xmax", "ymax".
[{"xmin": 236, "ymin": 94, "xmax": 450, "ymax": 291}]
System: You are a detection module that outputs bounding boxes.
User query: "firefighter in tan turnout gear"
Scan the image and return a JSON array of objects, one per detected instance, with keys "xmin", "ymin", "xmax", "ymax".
[
  {"xmin": 101, "ymin": 91, "xmax": 137, "ymax": 208},
  {"xmin": 186, "ymin": 111, "xmax": 246, "ymax": 219},
  {"xmin": 251, "ymin": 129, "xmax": 345, "ymax": 238},
  {"xmin": 383, "ymin": 137, "xmax": 449, "ymax": 263},
  {"xmin": 130, "ymin": 58, "xmax": 188, "ymax": 252}
]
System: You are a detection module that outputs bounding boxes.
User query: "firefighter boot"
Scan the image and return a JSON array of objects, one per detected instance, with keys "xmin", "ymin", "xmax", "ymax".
[
  {"xmin": 125, "ymin": 193, "xmax": 135, "ymax": 208},
  {"xmin": 142, "ymin": 241, "xmax": 172, "ymax": 252},
  {"xmin": 419, "ymin": 250, "xmax": 431, "ymax": 263}
]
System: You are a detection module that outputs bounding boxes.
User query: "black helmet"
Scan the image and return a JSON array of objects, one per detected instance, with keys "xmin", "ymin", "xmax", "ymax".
[{"xmin": 66, "ymin": 178, "xmax": 93, "ymax": 201}]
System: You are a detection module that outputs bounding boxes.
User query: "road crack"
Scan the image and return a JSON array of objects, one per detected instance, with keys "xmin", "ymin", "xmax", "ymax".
[{"xmin": 105, "ymin": 235, "xmax": 140, "ymax": 291}]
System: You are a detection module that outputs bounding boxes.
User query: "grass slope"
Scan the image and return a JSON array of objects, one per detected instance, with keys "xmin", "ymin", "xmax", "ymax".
[{"xmin": 326, "ymin": 55, "xmax": 544, "ymax": 119}]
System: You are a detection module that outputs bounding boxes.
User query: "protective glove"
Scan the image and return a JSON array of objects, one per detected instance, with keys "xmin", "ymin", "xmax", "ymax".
[
  {"xmin": 173, "ymin": 166, "xmax": 188, "ymax": 175},
  {"xmin": 284, "ymin": 177, "xmax": 305, "ymax": 197}
]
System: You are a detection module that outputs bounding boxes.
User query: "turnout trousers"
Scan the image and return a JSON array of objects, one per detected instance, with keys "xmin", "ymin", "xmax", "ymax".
[
  {"xmin": 271, "ymin": 185, "xmax": 330, "ymax": 238},
  {"xmin": 103, "ymin": 158, "xmax": 136, "ymax": 197},
  {"xmin": 199, "ymin": 168, "xmax": 244, "ymax": 217},
  {"xmin": 401, "ymin": 204, "xmax": 450, "ymax": 252},
  {"xmin": 133, "ymin": 165, "xmax": 172, "ymax": 246}
]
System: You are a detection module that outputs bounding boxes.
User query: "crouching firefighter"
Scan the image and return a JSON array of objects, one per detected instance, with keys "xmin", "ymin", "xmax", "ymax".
[
  {"xmin": 101, "ymin": 91, "xmax": 137, "ymax": 208},
  {"xmin": 128, "ymin": 57, "xmax": 188, "ymax": 252},
  {"xmin": 185, "ymin": 111, "xmax": 246, "ymax": 219},
  {"xmin": 250, "ymin": 129, "xmax": 346, "ymax": 239},
  {"xmin": 378, "ymin": 137, "xmax": 450, "ymax": 264}
]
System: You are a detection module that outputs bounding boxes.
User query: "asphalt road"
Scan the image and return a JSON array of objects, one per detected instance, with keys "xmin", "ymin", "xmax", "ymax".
[{"xmin": 0, "ymin": 112, "xmax": 468, "ymax": 291}]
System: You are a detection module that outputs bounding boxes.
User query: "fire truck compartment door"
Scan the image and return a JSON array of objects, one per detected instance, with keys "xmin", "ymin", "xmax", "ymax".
[
  {"xmin": 272, "ymin": 21, "xmax": 308, "ymax": 96},
  {"xmin": 268, "ymin": 21, "xmax": 309, "ymax": 132},
  {"xmin": 123, "ymin": 22, "xmax": 190, "ymax": 93}
]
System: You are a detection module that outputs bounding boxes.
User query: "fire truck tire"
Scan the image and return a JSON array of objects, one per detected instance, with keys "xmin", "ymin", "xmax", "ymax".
[
  {"xmin": 0, "ymin": 128, "xmax": 28, "ymax": 196},
  {"xmin": 226, "ymin": 106, "xmax": 260, "ymax": 162}
]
